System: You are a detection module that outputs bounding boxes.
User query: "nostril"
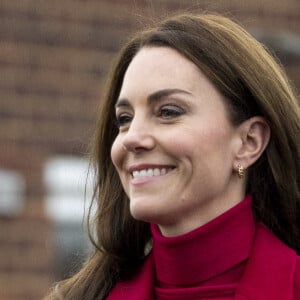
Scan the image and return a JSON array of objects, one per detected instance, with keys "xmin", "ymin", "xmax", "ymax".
[{"xmin": 122, "ymin": 143, "xmax": 146, "ymax": 154}]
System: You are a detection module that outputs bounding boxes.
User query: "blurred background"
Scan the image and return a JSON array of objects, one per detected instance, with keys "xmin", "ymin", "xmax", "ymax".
[{"xmin": 0, "ymin": 1, "xmax": 299, "ymax": 299}]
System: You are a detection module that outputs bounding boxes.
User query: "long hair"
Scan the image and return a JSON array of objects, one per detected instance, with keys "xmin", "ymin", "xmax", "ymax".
[{"xmin": 45, "ymin": 12, "xmax": 300, "ymax": 299}]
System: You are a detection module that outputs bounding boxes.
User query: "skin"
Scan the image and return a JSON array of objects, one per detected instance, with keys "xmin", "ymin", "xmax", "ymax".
[{"xmin": 111, "ymin": 46, "xmax": 254, "ymax": 237}]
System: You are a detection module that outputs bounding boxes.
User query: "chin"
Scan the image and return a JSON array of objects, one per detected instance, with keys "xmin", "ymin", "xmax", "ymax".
[{"xmin": 129, "ymin": 202, "xmax": 162, "ymax": 224}]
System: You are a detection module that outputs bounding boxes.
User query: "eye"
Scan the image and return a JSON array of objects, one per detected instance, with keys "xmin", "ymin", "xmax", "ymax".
[
  {"xmin": 158, "ymin": 105, "xmax": 185, "ymax": 119},
  {"xmin": 115, "ymin": 113, "xmax": 132, "ymax": 128}
]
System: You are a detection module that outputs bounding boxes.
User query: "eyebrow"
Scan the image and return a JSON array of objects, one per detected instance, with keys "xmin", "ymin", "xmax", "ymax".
[{"xmin": 115, "ymin": 88, "xmax": 192, "ymax": 108}]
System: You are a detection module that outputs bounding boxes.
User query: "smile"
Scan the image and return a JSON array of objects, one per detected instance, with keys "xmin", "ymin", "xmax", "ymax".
[{"xmin": 132, "ymin": 168, "xmax": 173, "ymax": 178}]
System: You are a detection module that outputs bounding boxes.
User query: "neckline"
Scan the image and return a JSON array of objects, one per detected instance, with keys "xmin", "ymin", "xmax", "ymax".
[{"xmin": 151, "ymin": 195, "xmax": 255, "ymax": 286}]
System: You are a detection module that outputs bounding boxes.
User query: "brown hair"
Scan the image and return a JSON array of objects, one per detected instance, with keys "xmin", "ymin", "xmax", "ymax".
[{"xmin": 45, "ymin": 12, "xmax": 300, "ymax": 300}]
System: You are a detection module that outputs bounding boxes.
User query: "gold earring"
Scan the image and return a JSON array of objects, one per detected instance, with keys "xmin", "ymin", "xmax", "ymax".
[{"xmin": 237, "ymin": 164, "xmax": 244, "ymax": 178}]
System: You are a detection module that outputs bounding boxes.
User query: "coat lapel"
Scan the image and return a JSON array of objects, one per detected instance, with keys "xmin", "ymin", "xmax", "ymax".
[{"xmin": 235, "ymin": 223, "xmax": 297, "ymax": 300}]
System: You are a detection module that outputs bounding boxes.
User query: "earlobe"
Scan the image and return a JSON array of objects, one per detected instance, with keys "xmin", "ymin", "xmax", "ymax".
[{"xmin": 235, "ymin": 116, "xmax": 270, "ymax": 169}]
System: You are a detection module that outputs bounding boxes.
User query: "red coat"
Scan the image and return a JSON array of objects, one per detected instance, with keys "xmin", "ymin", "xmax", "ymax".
[{"xmin": 107, "ymin": 223, "xmax": 300, "ymax": 299}]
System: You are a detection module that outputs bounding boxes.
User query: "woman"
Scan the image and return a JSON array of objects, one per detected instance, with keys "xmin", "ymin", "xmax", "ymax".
[{"xmin": 46, "ymin": 12, "xmax": 300, "ymax": 299}]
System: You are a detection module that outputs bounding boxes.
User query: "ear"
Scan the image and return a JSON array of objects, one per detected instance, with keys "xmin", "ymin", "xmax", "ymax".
[{"xmin": 234, "ymin": 116, "xmax": 270, "ymax": 169}]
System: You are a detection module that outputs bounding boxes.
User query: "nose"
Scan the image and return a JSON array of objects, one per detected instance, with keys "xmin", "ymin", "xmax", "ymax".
[{"xmin": 122, "ymin": 116, "xmax": 155, "ymax": 153}]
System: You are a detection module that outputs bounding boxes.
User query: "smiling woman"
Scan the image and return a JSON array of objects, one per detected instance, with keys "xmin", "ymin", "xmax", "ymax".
[
  {"xmin": 111, "ymin": 46, "xmax": 252, "ymax": 236},
  {"xmin": 45, "ymin": 12, "xmax": 300, "ymax": 300}
]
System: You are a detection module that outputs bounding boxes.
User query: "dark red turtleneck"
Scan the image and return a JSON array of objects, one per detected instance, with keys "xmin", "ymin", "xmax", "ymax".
[{"xmin": 151, "ymin": 195, "xmax": 254, "ymax": 299}]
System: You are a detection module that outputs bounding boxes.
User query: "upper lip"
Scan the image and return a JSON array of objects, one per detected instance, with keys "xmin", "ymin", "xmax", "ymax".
[{"xmin": 128, "ymin": 164, "xmax": 176, "ymax": 173}]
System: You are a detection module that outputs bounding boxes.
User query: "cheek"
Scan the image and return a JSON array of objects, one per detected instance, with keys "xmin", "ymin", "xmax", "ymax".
[
  {"xmin": 176, "ymin": 123, "xmax": 234, "ymax": 168},
  {"xmin": 110, "ymin": 136, "xmax": 123, "ymax": 170}
]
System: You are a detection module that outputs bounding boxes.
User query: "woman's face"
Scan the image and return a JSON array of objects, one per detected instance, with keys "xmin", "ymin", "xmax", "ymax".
[{"xmin": 111, "ymin": 47, "xmax": 245, "ymax": 236}]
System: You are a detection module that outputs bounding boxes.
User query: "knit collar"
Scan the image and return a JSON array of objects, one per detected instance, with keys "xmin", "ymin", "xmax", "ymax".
[{"xmin": 151, "ymin": 195, "xmax": 255, "ymax": 286}]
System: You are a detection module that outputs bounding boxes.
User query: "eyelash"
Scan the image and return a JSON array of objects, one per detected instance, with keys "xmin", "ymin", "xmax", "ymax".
[
  {"xmin": 115, "ymin": 113, "xmax": 132, "ymax": 128},
  {"xmin": 158, "ymin": 105, "xmax": 185, "ymax": 119},
  {"xmin": 115, "ymin": 105, "xmax": 185, "ymax": 128}
]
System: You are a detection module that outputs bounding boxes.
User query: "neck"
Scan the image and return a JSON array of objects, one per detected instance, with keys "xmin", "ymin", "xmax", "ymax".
[{"xmin": 158, "ymin": 192, "xmax": 246, "ymax": 237}]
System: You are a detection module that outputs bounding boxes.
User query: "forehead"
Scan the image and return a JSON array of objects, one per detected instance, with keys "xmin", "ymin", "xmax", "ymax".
[{"xmin": 119, "ymin": 46, "xmax": 203, "ymax": 97}]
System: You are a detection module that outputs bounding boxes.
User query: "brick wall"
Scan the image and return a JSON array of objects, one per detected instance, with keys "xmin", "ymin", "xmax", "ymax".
[{"xmin": 0, "ymin": 1, "xmax": 299, "ymax": 299}]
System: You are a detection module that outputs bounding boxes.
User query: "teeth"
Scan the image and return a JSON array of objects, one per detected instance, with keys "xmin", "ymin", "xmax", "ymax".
[
  {"xmin": 147, "ymin": 169, "xmax": 153, "ymax": 176},
  {"xmin": 140, "ymin": 170, "xmax": 147, "ymax": 177},
  {"xmin": 132, "ymin": 168, "xmax": 171, "ymax": 178},
  {"xmin": 153, "ymin": 168, "xmax": 160, "ymax": 176}
]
